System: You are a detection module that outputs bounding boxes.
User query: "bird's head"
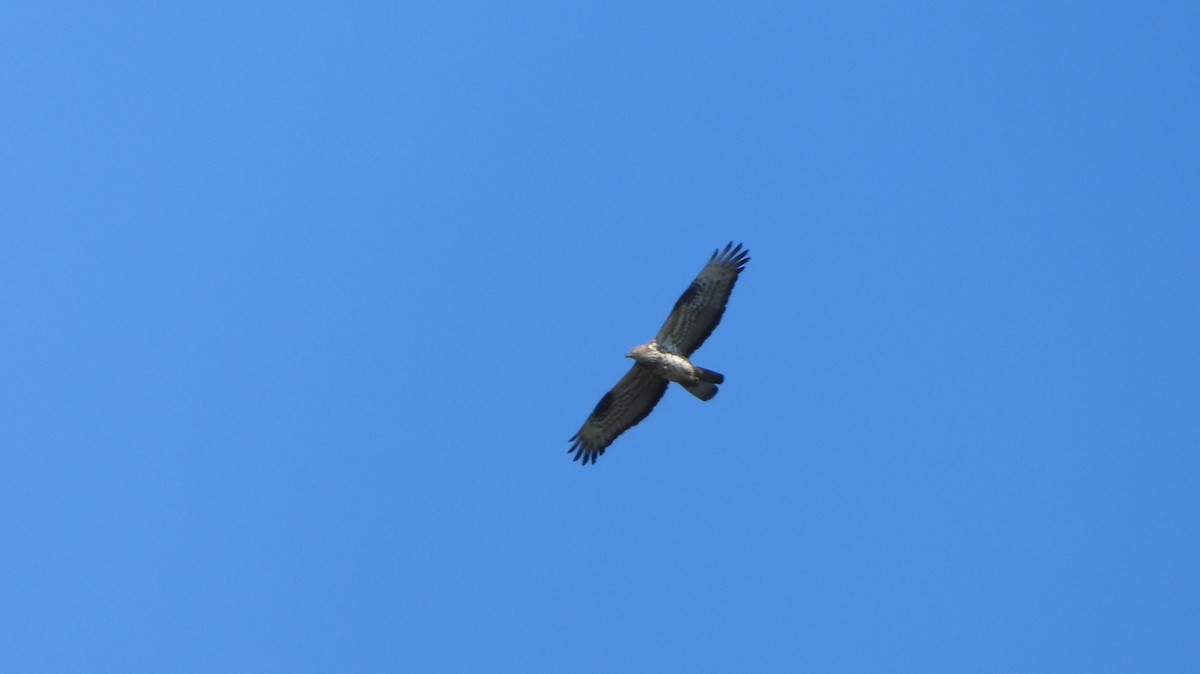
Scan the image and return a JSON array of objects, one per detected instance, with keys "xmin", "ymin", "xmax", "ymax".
[{"xmin": 626, "ymin": 343, "xmax": 655, "ymax": 360}]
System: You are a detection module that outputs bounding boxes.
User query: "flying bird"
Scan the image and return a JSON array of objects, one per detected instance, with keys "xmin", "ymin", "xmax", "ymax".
[{"xmin": 568, "ymin": 242, "xmax": 751, "ymax": 465}]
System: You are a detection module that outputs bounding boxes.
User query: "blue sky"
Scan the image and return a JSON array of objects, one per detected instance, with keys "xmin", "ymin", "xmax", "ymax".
[{"xmin": 2, "ymin": 2, "xmax": 1198, "ymax": 671}]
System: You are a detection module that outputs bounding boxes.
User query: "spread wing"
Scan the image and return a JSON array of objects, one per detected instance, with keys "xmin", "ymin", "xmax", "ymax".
[
  {"xmin": 568, "ymin": 364, "xmax": 669, "ymax": 465},
  {"xmin": 655, "ymin": 242, "xmax": 751, "ymax": 356}
]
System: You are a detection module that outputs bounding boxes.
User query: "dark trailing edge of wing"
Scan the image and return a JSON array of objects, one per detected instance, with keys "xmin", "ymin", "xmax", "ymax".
[
  {"xmin": 590, "ymin": 391, "xmax": 614, "ymax": 418},
  {"xmin": 672, "ymin": 282, "xmax": 700, "ymax": 312}
]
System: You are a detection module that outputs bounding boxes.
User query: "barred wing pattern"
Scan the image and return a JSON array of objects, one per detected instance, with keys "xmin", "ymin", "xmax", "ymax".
[
  {"xmin": 655, "ymin": 242, "xmax": 751, "ymax": 356},
  {"xmin": 568, "ymin": 364, "xmax": 669, "ymax": 465}
]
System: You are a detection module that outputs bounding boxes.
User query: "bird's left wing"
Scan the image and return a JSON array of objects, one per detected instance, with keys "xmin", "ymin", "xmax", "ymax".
[
  {"xmin": 568, "ymin": 364, "xmax": 669, "ymax": 465},
  {"xmin": 655, "ymin": 242, "xmax": 750, "ymax": 356}
]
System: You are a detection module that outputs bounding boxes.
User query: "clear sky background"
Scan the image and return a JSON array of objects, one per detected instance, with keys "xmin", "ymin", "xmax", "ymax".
[{"xmin": 2, "ymin": 2, "xmax": 1198, "ymax": 672}]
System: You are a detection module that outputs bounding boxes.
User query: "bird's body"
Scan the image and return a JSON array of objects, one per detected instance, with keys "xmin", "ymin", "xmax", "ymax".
[
  {"xmin": 626, "ymin": 341, "xmax": 724, "ymax": 401},
  {"xmin": 568, "ymin": 242, "xmax": 750, "ymax": 465}
]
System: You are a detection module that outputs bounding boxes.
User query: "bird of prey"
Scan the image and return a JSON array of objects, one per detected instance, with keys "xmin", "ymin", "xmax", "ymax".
[{"xmin": 568, "ymin": 242, "xmax": 751, "ymax": 465}]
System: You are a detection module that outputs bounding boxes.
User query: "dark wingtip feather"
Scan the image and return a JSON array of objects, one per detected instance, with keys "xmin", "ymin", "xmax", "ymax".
[
  {"xmin": 711, "ymin": 242, "xmax": 750, "ymax": 270},
  {"xmin": 568, "ymin": 440, "xmax": 600, "ymax": 466}
]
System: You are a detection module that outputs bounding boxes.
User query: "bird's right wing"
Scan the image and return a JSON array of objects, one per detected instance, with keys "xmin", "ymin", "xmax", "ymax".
[
  {"xmin": 654, "ymin": 242, "xmax": 750, "ymax": 356},
  {"xmin": 568, "ymin": 364, "xmax": 668, "ymax": 465}
]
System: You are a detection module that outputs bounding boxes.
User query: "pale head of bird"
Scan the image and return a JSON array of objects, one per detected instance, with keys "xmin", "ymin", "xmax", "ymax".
[{"xmin": 626, "ymin": 342, "xmax": 656, "ymax": 361}]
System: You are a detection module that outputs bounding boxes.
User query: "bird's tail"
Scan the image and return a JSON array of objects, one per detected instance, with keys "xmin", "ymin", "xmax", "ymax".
[
  {"xmin": 695, "ymin": 367, "xmax": 724, "ymax": 384},
  {"xmin": 682, "ymin": 382, "xmax": 718, "ymax": 401}
]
